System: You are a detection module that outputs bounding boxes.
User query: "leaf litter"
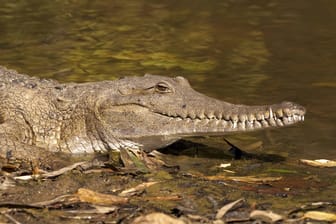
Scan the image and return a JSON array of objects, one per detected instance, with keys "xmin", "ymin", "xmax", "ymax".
[{"xmin": 0, "ymin": 147, "xmax": 335, "ymax": 223}]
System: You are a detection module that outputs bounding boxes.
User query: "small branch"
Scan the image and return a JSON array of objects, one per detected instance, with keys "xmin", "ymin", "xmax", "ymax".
[{"xmin": 1, "ymin": 210, "xmax": 23, "ymax": 224}]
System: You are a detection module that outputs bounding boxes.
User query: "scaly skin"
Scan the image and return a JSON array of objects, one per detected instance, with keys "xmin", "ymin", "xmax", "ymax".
[{"xmin": 0, "ymin": 66, "xmax": 305, "ymax": 165}]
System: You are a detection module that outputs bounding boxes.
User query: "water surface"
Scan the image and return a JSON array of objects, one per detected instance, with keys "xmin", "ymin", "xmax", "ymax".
[{"xmin": 0, "ymin": 0, "xmax": 335, "ymax": 213}]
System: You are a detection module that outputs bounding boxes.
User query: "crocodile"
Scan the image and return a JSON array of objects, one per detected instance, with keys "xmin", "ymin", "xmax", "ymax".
[{"xmin": 0, "ymin": 66, "xmax": 305, "ymax": 166}]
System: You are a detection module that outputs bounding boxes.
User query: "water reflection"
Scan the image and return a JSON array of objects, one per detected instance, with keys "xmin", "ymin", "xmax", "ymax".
[{"xmin": 0, "ymin": 0, "xmax": 335, "ymax": 160}]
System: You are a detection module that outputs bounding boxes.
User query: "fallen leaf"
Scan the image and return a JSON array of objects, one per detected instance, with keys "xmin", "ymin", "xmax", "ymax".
[
  {"xmin": 205, "ymin": 175, "xmax": 282, "ymax": 183},
  {"xmin": 14, "ymin": 161, "xmax": 88, "ymax": 180},
  {"xmin": 185, "ymin": 172, "xmax": 282, "ymax": 183},
  {"xmin": 118, "ymin": 181, "xmax": 159, "ymax": 197},
  {"xmin": 222, "ymin": 169, "xmax": 236, "ymax": 174},
  {"xmin": 142, "ymin": 195, "xmax": 182, "ymax": 201},
  {"xmin": 132, "ymin": 212, "xmax": 187, "ymax": 224},
  {"xmin": 66, "ymin": 205, "xmax": 118, "ymax": 214},
  {"xmin": 218, "ymin": 163, "xmax": 231, "ymax": 168},
  {"xmin": 32, "ymin": 194, "xmax": 76, "ymax": 207},
  {"xmin": 250, "ymin": 210, "xmax": 283, "ymax": 223},
  {"xmin": 303, "ymin": 211, "xmax": 336, "ymax": 221},
  {"xmin": 300, "ymin": 159, "xmax": 336, "ymax": 168},
  {"xmin": 76, "ymin": 188, "xmax": 128, "ymax": 205},
  {"xmin": 216, "ymin": 198, "xmax": 245, "ymax": 219}
]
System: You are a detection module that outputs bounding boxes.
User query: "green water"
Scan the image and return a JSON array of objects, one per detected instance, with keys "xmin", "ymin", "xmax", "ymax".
[{"xmin": 0, "ymin": 0, "xmax": 335, "ymax": 209}]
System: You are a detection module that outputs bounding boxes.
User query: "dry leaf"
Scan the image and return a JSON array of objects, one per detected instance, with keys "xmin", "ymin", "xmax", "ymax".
[
  {"xmin": 250, "ymin": 210, "xmax": 283, "ymax": 223},
  {"xmin": 300, "ymin": 159, "xmax": 336, "ymax": 168},
  {"xmin": 223, "ymin": 170, "xmax": 236, "ymax": 174},
  {"xmin": 14, "ymin": 161, "xmax": 88, "ymax": 180},
  {"xmin": 205, "ymin": 175, "xmax": 282, "ymax": 183},
  {"xmin": 142, "ymin": 195, "xmax": 182, "ymax": 201},
  {"xmin": 76, "ymin": 188, "xmax": 128, "ymax": 205},
  {"xmin": 218, "ymin": 163, "xmax": 231, "ymax": 168},
  {"xmin": 216, "ymin": 198, "xmax": 245, "ymax": 219},
  {"xmin": 119, "ymin": 181, "xmax": 158, "ymax": 197},
  {"xmin": 66, "ymin": 205, "xmax": 118, "ymax": 214},
  {"xmin": 303, "ymin": 211, "xmax": 336, "ymax": 221},
  {"xmin": 132, "ymin": 212, "xmax": 187, "ymax": 224}
]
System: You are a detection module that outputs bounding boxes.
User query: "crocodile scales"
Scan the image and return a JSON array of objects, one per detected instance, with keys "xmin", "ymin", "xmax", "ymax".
[{"xmin": 0, "ymin": 66, "xmax": 305, "ymax": 164}]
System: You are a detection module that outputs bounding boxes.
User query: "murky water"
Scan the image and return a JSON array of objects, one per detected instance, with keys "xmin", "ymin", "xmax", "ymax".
[{"xmin": 0, "ymin": 0, "xmax": 335, "ymax": 219}]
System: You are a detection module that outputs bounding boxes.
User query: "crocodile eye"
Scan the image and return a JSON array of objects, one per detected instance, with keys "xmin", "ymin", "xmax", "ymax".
[{"xmin": 155, "ymin": 82, "xmax": 171, "ymax": 93}]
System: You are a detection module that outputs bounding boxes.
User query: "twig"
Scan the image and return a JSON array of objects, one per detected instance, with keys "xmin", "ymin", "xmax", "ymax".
[
  {"xmin": 1, "ymin": 210, "xmax": 23, "ymax": 224},
  {"xmin": 14, "ymin": 161, "xmax": 88, "ymax": 180},
  {"xmin": 31, "ymin": 194, "xmax": 76, "ymax": 207}
]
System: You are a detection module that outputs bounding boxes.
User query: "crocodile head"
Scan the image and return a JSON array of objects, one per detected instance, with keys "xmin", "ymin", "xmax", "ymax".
[{"xmin": 94, "ymin": 74, "xmax": 305, "ymax": 151}]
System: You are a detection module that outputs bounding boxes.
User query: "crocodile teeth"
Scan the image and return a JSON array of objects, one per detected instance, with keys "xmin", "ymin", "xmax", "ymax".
[
  {"xmin": 269, "ymin": 118, "xmax": 277, "ymax": 126},
  {"xmin": 293, "ymin": 115, "xmax": 298, "ymax": 121},
  {"xmin": 230, "ymin": 114, "xmax": 238, "ymax": 123},
  {"xmin": 239, "ymin": 114, "xmax": 247, "ymax": 122},
  {"xmin": 238, "ymin": 122, "xmax": 245, "ymax": 130},
  {"xmin": 161, "ymin": 101, "xmax": 304, "ymax": 132},
  {"xmin": 276, "ymin": 119, "xmax": 284, "ymax": 126},
  {"xmin": 246, "ymin": 121, "xmax": 254, "ymax": 129},
  {"xmin": 276, "ymin": 109, "xmax": 283, "ymax": 118},
  {"xmin": 283, "ymin": 108, "xmax": 292, "ymax": 116},
  {"xmin": 228, "ymin": 121, "xmax": 234, "ymax": 128},
  {"xmin": 181, "ymin": 112, "xmax": 188, "ymax": 119},
  {"xmin": 232, "ymin": 121, "xmax": 237, "ymax": 129},
  {"xmin": 248, "ymin": 114, "xmax": 256, "ymax": 122},
  {"xmin": 224, "ymin": 114, "xmax": 230, "ymax": 121},
  {"xmin": 219, "ymin": 120, "xmax": 228, "ymax": 128},
  {"xmin": 168, "ymin": 111, "xmax": 178, "ymax": 117},
  {"xmin": 215, "ymin": 111, "xmax": 222, "ymax": 120},
  {"xmin": 282, "ymin": 117, "xmax": 289, "ymax": 125},
  {"xmin": 261, "ymin": 120, "xmax": 269, "ymax": 127},
  {"xmin": 256, "ymin": 113, "xmax": 263, "ymax": 121},
  {"xmin": 197, "ymin": 113, "xmax": 205, "ymax": 119},
  {"xmin": 256, "ymin": 113, "xmax": 265, "ymax": 121},
  {"xmin": 254, "ymin": 121, "xmax": 262, "ymax": 128},
  {"xmin": 188, "ymin": 112, "xmax": 196, "ymax": 119},
  {"xmin": 206, "ymin": 112, "xmax": 215, "ymax": 119},
  {"xmin": 264, "ymin": 110, "xmax": 270, "ymax": 119}
]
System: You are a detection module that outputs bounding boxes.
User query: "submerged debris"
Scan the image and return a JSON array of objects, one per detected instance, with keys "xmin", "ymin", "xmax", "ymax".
[
  {"xmin": 185, "ymin": 171, "xmax": 282, "ymax": 184},
  {"xmin": 0, "ymin": 146, "xmax": 335, "ymax": 223},
  {"xmin": 300, "ymin": 159, "xmax": 336, "ymax": 167},
  {"xmin": 204, "ymin": 175, "xmax": 282, "ymax": 183},
  {"xmin": 13, "ymin": 161, "xmax": 89, "ymax": 180},
  {"xmin": 76, "ymin": 188, "xmax": 129, "ymax": 205},
  {"xmin": 118, "ymin": 181, "xmax": 159, "ymax": 197}
]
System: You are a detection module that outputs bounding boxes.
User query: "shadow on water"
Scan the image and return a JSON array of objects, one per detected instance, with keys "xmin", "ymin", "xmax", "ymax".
[{"xmin": 160, "ymin": 139, "xmax": 286, "ymax": 163}]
